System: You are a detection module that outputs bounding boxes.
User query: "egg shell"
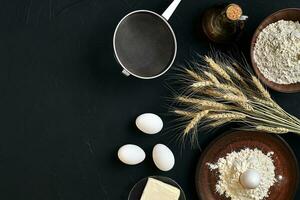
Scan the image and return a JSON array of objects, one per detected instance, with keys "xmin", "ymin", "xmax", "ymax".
[
  {"xmin": 152, "ymin": 144, "xmax": 175, "ymax": 171},
  {"xmin": 118, "ymin": 144, "xmax": 145, "ymax": 165},
  {"xmin": 136, "ymin": 113, "xmax": 163, "ymax": 134},
  {"xmin": 240, "ymin": 169, "xmax": 261, "ymax": 189}
]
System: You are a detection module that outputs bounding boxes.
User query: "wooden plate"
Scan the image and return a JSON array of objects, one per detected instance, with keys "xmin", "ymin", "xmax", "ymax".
[
  {"xmin": 195, "ymin": 131, "xmax": 299, "ymax": 200},
  {"xmin": 128, "ymin": 176, "xmax": 186, "ymax": 200},
  {"xmin": 250, "ymin": 8, "xmax": 300, "ymax": 93}
]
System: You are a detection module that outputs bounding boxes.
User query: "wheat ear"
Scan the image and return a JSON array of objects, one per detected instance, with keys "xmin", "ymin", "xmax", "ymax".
[
  {"xmin": 192, "ymin": 81, "xmax": 213, "ymax": 88},
  {"xmin": 200, "ymin": 89, "xmax": 224, "ymax": 97},
  {"xmin": 205, "ymin": 56, "xmax": 231, "ymax": 81},
  {"xmin": 209, "ymin": 119, "xmax": 233, "ymax": 127},
  {"xmin": 204, "ymin": 71, "xmax": 220, "ymax": 84},
  {"xmin": 184, "ymin": 110, "xmax": 209, "ymax": 134},
  {"xmin": 252, "ymin": 97, "xmax": 276, "ymax": 107},
  {"xmin": 174, "ymin": 110, "xmax": 195, "ymax": 118},
  {"xmin": 177, "ymin": 97, "xmax": 230, "ymax": 110},
  {"xmin": 215, "ymin": 83, "xmax": 244, "ymax": 96},
  {"xmin": 252, "ymin": 76, "xmax": 271, "ymax": 99},
  {"xmin": 226, "ymin": 66, "xmax": 246, "ymax": 84},
  {"xmin": 208, "ymin": 113, "xmax": 246, "ymax": 120},
  {"xmin": 185, "ymin": 69, "xmax": 203, "ymax": 81},
  {"xmin": 256, "ymin": 126, "xmax": 289, "ymax": 134},
  {"xmin": 223, "ymin": 94, "xmax": 247, "ymax": 103}
]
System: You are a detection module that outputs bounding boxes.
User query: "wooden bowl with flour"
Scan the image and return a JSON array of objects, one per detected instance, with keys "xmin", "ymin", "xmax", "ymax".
[
  {"xmin": 250, "ymin": 8, "xmax": 300, "ymax": 93},
  {"xmin": 195, "ymin": 131, "xmax": 299, "ymax": 200}
]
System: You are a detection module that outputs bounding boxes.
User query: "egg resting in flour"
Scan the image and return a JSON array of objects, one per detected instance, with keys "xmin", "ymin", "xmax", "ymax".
[{"xmin": 136, "ymin": 113, "xmax": 163, "ymax": 134}]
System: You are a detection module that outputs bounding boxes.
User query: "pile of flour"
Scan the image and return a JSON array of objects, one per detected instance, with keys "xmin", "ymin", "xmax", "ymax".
[
  {"xmin": 253, "ymin": 20, "xmax": 300, "ymax": 84},
  {"xmin": 207, "ymin": 148, "xmax": 277, "ymax": 200}
]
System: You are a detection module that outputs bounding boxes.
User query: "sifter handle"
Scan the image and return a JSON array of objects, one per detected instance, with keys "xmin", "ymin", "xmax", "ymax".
[{"xmin": 162, "ymin": 0, "xmax": 181, "ymax": 21}]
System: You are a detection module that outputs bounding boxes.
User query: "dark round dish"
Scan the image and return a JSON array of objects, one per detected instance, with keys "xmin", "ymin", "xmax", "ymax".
[
  {"xmin": 195, "ymin": 131, "xmax": 299, "ymax": 200},
  {"xmin": 128, "ymin": 176, "xmax": 186, "ymax": 200},
  {"xmin": 250, "ymin": 8, "xmax": 300, "ymax": 93}
]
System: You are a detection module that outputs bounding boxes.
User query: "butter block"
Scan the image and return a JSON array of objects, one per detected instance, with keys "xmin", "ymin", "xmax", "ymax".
[{"xmin": 140, "ymin": 178, "xmax": 180, "ymax": 200}]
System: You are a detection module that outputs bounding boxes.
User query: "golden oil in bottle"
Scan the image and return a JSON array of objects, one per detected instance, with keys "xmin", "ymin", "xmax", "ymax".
[{"xmin": 202, "ymin": 3, "xmax": 247, "ymax": 44}]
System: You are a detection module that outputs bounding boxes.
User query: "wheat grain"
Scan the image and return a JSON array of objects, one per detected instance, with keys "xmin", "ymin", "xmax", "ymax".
[
  {"xmin": 256, "ymin": 126, "xmax": 289, "ymax": 134},
  {"xmin": 205, "ymin": 56, "xmax": 231, "ymax": 81},
  {"xmin": 252, "ymin": 76, "xmax": 271, "ymax": 99},
  {"xmin": 184, "ymin": 110, "xmax": 209, "ymax": 134}
]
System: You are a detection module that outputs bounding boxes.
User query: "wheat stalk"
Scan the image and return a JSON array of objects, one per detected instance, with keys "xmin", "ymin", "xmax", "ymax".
[{"xmin": 171, "ymin": 52, "xmax": 300, "ymax": 143}]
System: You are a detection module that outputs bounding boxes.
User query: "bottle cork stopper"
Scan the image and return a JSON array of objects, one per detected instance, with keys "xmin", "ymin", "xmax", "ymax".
[{"xmin": 225, "ymin": 4, "xmax": 242, "ymax": 21}]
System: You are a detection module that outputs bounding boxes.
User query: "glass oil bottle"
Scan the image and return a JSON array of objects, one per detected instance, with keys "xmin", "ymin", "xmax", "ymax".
[{"xmin": 202, "ymin": 3, "xmax": 248, "ymax": 44}]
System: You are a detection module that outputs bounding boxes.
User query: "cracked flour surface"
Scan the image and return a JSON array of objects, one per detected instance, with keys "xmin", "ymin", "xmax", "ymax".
[
  {"xmin": 207, "ymin": 148, "xmax": 276, "ymax": 200},
  {"xmin": 254, "ymin": 20, "xmax": 300, "ymax": 84}
]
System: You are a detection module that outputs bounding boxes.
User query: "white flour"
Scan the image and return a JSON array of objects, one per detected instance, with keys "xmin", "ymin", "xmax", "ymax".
[
  {"xmin": 253, "ymin": 20, "xmax": 300, "ymax": 84},
  {"xmin": 207, "ymin": 148, "xmax": 277, "ymax": 200}
]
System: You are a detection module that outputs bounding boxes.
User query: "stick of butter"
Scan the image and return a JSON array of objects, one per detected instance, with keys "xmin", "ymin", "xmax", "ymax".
[{"xmin": 140, "ymin": 178, "xmax": 180, "ymax": 200}]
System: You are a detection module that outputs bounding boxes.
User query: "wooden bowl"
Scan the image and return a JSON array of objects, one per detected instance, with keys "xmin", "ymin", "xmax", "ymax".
[
  {"xmin": 250, "ymin": 8, "xmax": 300, "ymax": 93},
  {"xmin": 195, "ymin": 131, "xmax": 299, "ymax": 200}
]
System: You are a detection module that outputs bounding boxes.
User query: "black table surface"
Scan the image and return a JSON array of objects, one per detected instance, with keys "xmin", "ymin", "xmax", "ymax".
[{"xmin": 1, "ymin": 0, "xmax": 300, "ymax": 199}]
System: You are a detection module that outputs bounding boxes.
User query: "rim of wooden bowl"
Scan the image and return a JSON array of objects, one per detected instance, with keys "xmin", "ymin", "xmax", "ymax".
[{"xmin": 250, "ymin": 8, "xmax": 300, "ymax": 93}]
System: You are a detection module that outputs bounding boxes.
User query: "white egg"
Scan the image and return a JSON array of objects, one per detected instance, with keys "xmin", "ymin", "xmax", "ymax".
[
  {"xmin": 117, "ymin": 144, "xmax": 145, "ymax": 165},
  {"xmin": 136, "ymin": 113, "xmax": 163, "ymax": 134},
  {"xmin": 240, "ymin": 169, "xmax": 261, "ymax": 189},
  {"xmin": 152, "ymin": 144, "xmax": 175, "ymax": 171}
]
